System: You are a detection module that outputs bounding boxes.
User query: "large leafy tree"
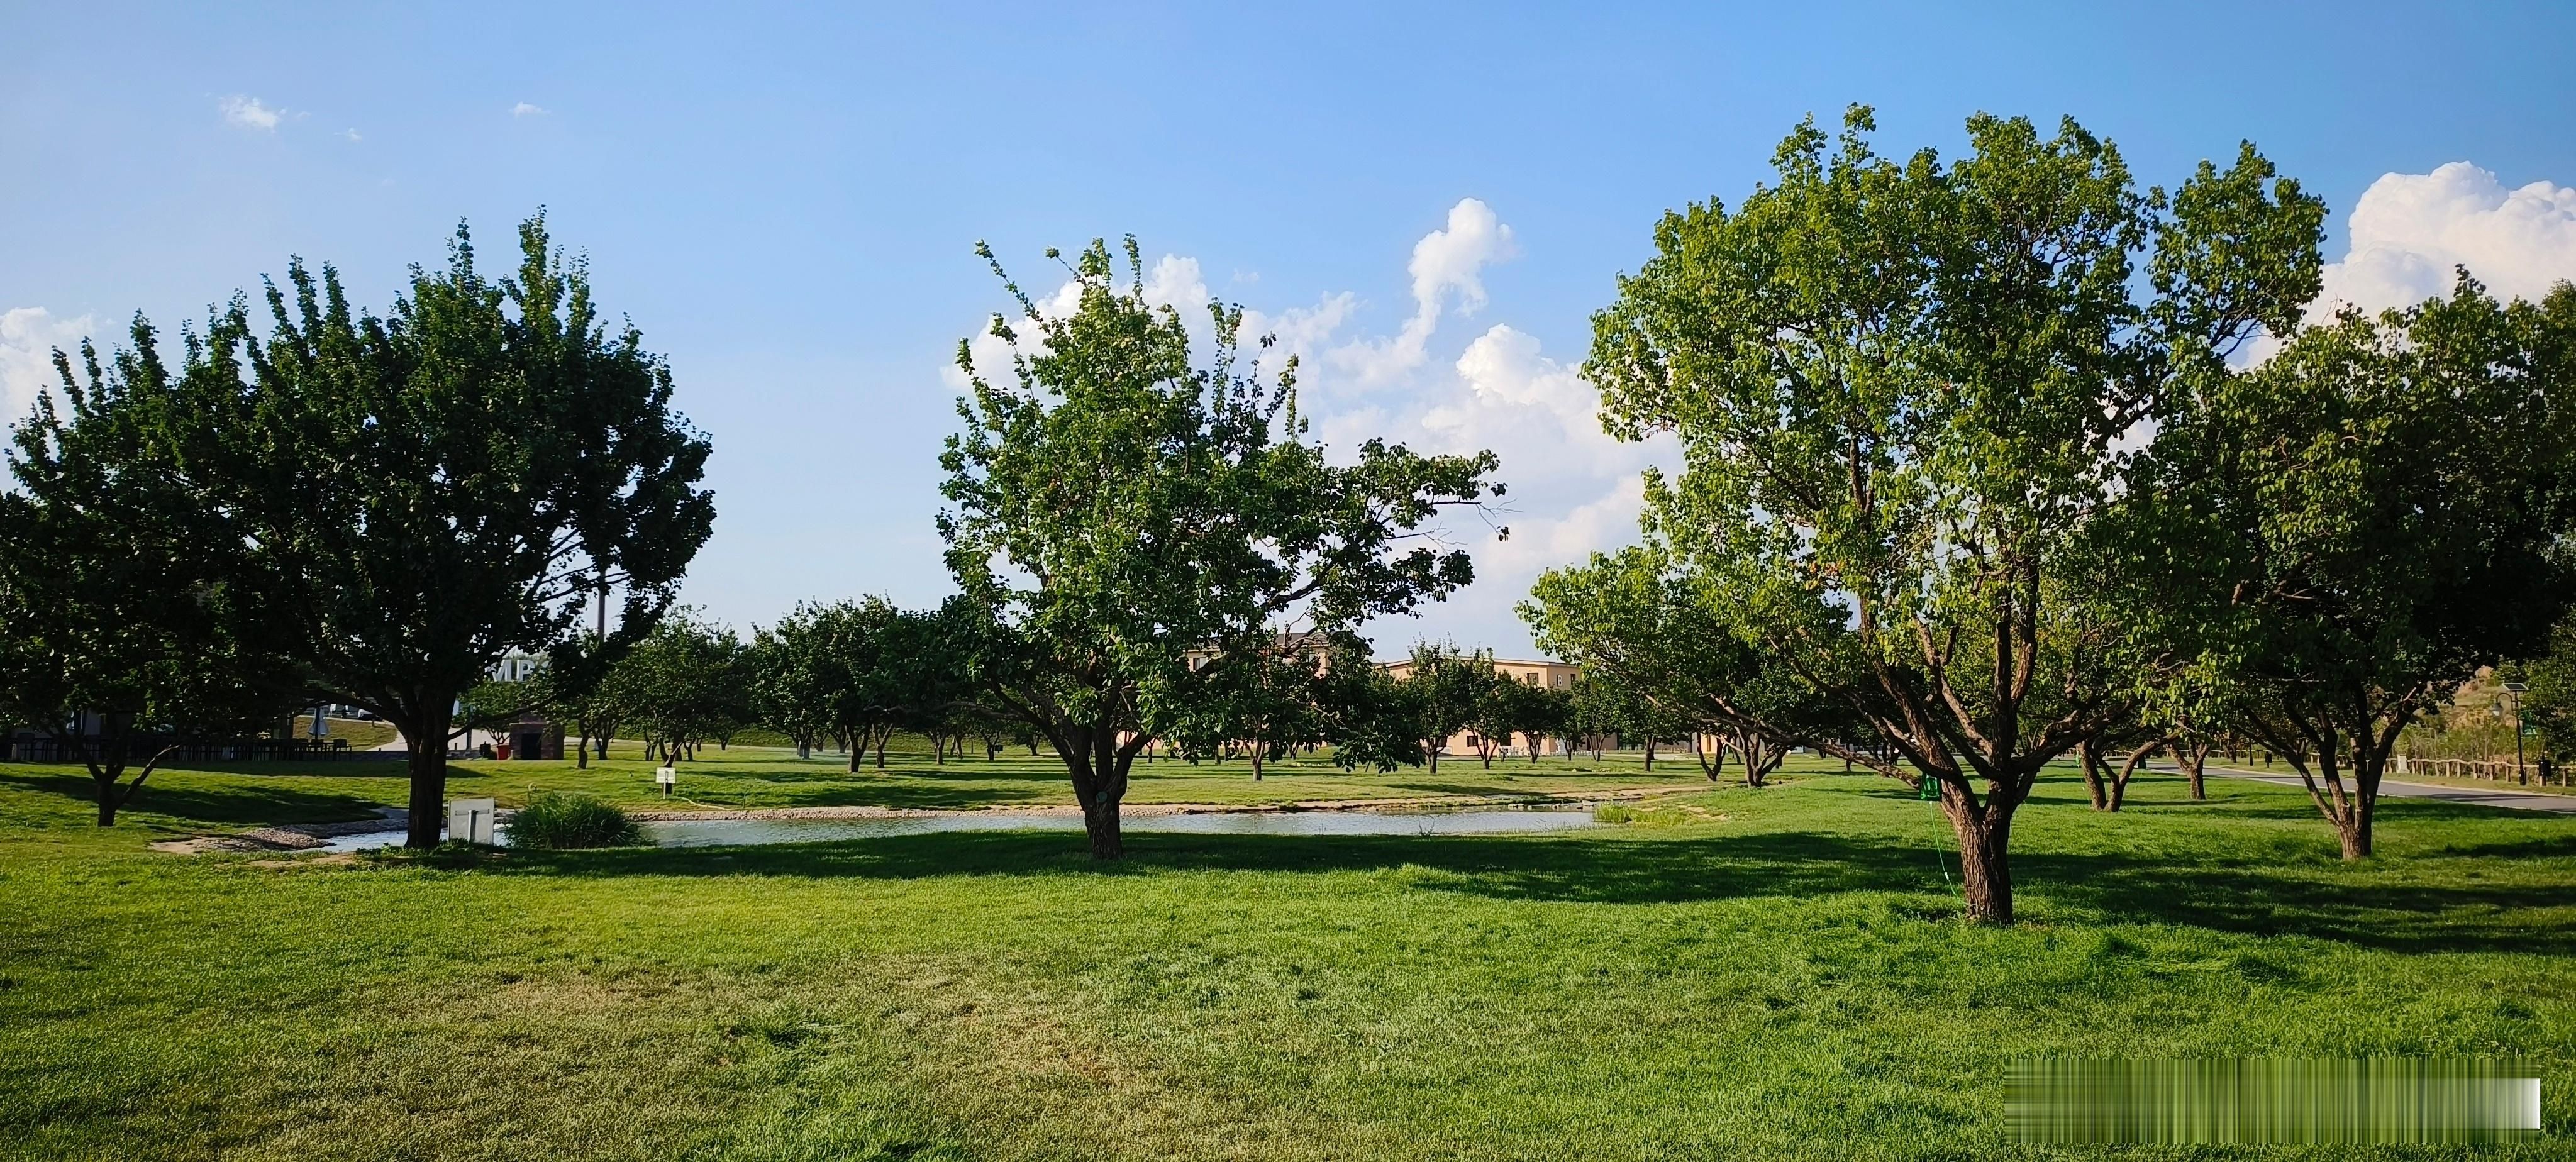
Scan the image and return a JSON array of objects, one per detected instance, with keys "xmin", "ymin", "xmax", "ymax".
[
  {"xmin": 813, "ymin": 597, "xmax": 963, "ymax": 770},
  {"xmin": 2511, "ymin": 615, "xmax": 2576, "ymax": 766},
  {"xmin": 1165, "ymin": 631, "xmax": 1342, "ymax": 780},
  {"xmin": 886, "ymin": 599, "xmax": 978, "ymax": 764},
  {"xmin": 599, "ymin": 611, "xmax": 747, "ymax": 763},
  {"xmin": 0, "ymin": 322, "xmax": 303, "ymax": 824},
  {"xmin": 531, "ymin": 633, "xmax": 626, "ymax": 768},
  {"xmin": 1314, "ymin": 655, "xmax": 1431, "ymax": 773},
  {"xmin": 941, "ymin": 238, "xmax": 1498, "ymax": 858},
  {"xmin": 1585, "ymin": 108, "xmax": 2324, "ymax": 922},
  {"xmin": 1395, "ymin": 643, "xmax": 1496, "ymax": 775},
  {"xmin": 748, "ymin": 604, "xmax": 847, "ymax": 760},
  {"xmin": 2167, "ymin": 279, "xmax": 2576, "ymax": 857},
  {"xmin": 1524, "ymin": 546, "xmax": 1846, "ymax": 787},
  {"xmin": 1466, "ymin": 670, "xmax": 1572, "ymax": 768},
  {"xmin": 165, "ymin": 217, "xmax": 715, "ymax": 847}
]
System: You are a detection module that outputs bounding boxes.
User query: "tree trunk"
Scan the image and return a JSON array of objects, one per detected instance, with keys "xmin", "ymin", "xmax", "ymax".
[
  {"xmin": 1080, "ymin": 792, "xmax": 1123, "ymax": 859},
  {"xmin": 1644, "ymin": 739, "xmax": 1655, "ymax": 771},
  {"xmin": 1057, "ymin": 726, "xmax": 1134, "ymax": 861},
  {"xmin": 2182, "ymin": 743, "xmax": 2208, "ymax": 800},
  {"xmin": 94, "ymin": 770, "xmax": 123, "ymax": 826},
  {"xmin": 2106, "ymin": 741, "xmax": 2158, "ymax": 812},
  {"xmin": 402, "ymin": 706, "xmax": 452, "ymax": 849},
  {"xmin": 1943, "ymin": 795, "xmax": 2016, "ymax": 924},
  {"xmin": 1741, "ymin": 736, "xmax": 1779, "ymax": 788},
  {"xmin": 575, "ymin": 728, "xmax": 591, "ymax": 769},
  {"xmin": 2277, "ymin": 729, "xmax": 2383, "ymax": 861},
  {"xmin": 2079, "ymin": 735, "xmax": 2109, "ymax": 811}
]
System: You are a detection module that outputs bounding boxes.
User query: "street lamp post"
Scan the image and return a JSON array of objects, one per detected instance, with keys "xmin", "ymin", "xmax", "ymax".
[{"xmin": 2504, "ymin": 682, "xmax": 2529, "ymax": 786}]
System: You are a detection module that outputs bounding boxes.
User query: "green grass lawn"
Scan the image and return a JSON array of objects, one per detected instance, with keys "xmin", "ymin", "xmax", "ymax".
[
  {"xmin": 0, "ymin": 743, "xmax": 1720, "ymax": 829},
  {"xmin": 3, "ymin": 755, "xmax": 2572, "ymax": 1159}
]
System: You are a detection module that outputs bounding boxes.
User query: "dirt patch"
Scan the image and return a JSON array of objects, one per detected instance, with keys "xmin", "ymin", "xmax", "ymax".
[
  {"xmin": 245, "ymin": 852, "xmax": 363, "ymax": 869},
  {"xmin": 149, "ymin": 836, "xmax": 275, "ymax": 855}
]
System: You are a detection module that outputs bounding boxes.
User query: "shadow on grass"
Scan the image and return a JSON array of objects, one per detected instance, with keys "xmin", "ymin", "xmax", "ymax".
[
  {"xmin": 469, "ymin": 817, "xmax": 2576, "ymax": 956},
  {"xmin": 0, "ymin": 770, "xmax": 388, "ymax": 826}
]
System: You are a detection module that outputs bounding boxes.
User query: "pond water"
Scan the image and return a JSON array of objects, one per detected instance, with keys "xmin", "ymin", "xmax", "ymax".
[{"xmin": 314, "ymin": 806, "xmax": 1601, "ymax": 852}]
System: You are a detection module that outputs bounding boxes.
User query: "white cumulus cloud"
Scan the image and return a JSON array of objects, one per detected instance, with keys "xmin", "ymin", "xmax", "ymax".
[
  {"xmin": 1, "ymin": 307, "xmax": 96, "ymax": 431},
  {"xmin": 512, "ymin": 102, "xmax": 548, "ymax": 117},
  {"xmin": 2316, "ymin": 162, "xmax": 2576, "ymax": 314},
  {"xmin": 1323, "ymin": 198, "xmax": 1519, "ymax": 390},
  {"xmin": 219, "ymin": 94, "xmax": 282, "ymax": 131}
]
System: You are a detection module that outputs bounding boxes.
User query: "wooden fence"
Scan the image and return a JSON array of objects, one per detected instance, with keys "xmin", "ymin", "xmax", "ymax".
[{"xmin": 2396, "ymin": 755, "xmax": 2568, "ymax": 787}]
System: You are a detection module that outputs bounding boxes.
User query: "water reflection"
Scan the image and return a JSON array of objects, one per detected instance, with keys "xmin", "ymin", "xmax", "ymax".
[{"xmin": 315, "ymin": 806, "xmax": 1600, "ymax": 852}]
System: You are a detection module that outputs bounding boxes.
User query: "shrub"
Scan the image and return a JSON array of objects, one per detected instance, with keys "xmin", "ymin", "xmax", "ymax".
[{"xmin": 506, "ymin": 792, "xmax": 642, "ymax": 849}]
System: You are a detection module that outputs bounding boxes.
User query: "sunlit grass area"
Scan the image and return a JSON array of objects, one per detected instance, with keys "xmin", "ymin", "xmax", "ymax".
[{"xmin": 3, "ymin": 760, "xmax": 2572, "ymax": 1159}]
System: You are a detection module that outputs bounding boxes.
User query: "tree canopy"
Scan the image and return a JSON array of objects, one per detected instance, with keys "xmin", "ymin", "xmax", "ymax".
[
  {"xmin": 2162, "ymin": 278, "xmax": 2576, "ymax": 856},
  {"xmin": 0, "ymin": 319, "xmax": 303, "ymax": 824},
  {"xmin": 1584, "ymin": 107, "xmax": 2326, "ymax": 921},
  {"xmin": 941, "ymin": 237, "xmax": 1499, "ymax": 857},
  {"xmin": 158, "ymin": 216, "xmax": 715, "ymax": 846},
  {"xmin": 1524, "ymin": 545, "xmax": 1845, "ymax": 786}
]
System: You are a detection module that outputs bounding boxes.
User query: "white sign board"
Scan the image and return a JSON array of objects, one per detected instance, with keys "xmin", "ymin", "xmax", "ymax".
[
  {"xmin": 447, "ymin": 797, "xmax": 497, "ymax": 845},
  {"xmin": 655, "ymin": 765, "xmax": 677, "ymax": 785}
]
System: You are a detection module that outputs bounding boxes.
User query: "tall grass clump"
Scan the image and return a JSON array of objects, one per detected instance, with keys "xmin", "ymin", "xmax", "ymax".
[{"xmin": 507, "ymin": 792, "xmax": 642, "ymax": 849}]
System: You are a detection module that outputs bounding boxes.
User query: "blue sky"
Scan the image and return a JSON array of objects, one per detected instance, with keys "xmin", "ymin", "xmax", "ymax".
[{"xmin": 8, "ymin": 2, "xmax": 2575, "ymax": 656}]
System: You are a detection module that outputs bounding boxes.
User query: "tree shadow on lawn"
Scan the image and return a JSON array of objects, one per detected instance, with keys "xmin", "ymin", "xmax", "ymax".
[
  {"xmin": 496, "ymin": 824, "xmax": 2576, "ymax": 956},
  {"xmin": 108, "ymin": 758, "xmax": 414, "ymax": 781},
  {"xmin": 0, "ymin": 769, "xmax": 389, "ymax": 827}
]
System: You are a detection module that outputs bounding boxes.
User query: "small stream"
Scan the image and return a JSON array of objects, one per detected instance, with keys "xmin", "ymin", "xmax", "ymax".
[{"xmin": 316, "ymin": 806, "xmax": 1601, "ymax": 852}]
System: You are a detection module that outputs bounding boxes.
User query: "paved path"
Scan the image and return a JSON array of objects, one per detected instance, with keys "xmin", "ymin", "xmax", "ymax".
[{"xmin": 2210, "ymin": 766, "xmax": 2576, "ymax": 814}]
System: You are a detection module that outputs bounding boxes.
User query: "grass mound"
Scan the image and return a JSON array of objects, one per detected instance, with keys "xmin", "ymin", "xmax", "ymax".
[{"xmin": 506, "ymin": 791, "xmax": 641, "ymax": 849}]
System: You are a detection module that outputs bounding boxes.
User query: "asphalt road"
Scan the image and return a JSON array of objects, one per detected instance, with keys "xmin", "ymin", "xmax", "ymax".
[{"xmin": 2211, "ymin": 766, "xmax": 2576, "ymax": 814}]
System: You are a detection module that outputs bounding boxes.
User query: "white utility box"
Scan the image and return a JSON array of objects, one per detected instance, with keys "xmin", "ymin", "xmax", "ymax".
[{"xmin": 448, "ymin": 797, "xmax": 497, "ymax": 845}]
